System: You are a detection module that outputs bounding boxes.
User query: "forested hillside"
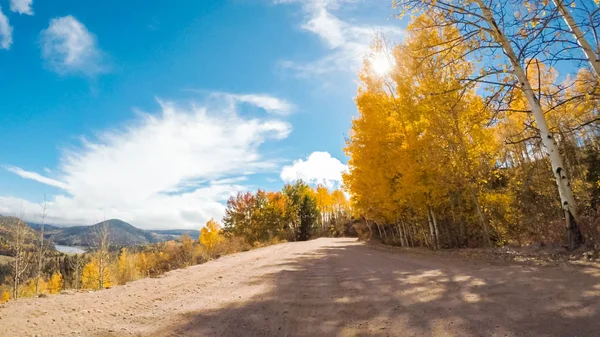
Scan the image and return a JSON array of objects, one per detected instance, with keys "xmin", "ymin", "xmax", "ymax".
[
  {"xmin": 0, "ymin": 216, "xmax": 39, "ymax": 256},
  {"xmin": 37, "ymin": 219, "xmax": 201, "ymax": 247},
  {"xmin": 0, "ymin": 217, "xmax": 227, "ymax": 302},
  {"xmin": 0, "ymin": 181, "xmax": 352, "ymax": 303},
  {"xmin": 1, "ymin": 219, "xmax": 202, "ymax": 248}
]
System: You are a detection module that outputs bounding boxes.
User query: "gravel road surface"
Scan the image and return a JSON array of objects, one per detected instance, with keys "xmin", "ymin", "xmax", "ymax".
[{"xmin": 1, "ymin": 238, "xmax": 599, "ymax": 336}]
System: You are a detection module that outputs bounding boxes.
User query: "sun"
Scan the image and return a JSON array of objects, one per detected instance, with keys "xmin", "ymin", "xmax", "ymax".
[{"xmin": 371, "ymin": 53, "xmax": 393, "ymax": 77}]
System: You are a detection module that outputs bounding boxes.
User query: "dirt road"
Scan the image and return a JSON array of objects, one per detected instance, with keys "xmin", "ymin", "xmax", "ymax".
[{"xmin": 1, "ymin": 238, "xmax": 599, "ymax": 336}]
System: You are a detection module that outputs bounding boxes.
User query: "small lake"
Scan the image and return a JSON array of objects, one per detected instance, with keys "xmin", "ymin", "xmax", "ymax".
[{"xmin": 55, "ymin": 245, "xmax": 86, "ymax": 254}]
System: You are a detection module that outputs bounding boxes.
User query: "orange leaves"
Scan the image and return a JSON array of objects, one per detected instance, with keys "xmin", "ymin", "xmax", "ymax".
[{"xmin": 223, "ymin": 182, "xmax": 346, "ymax": 242}]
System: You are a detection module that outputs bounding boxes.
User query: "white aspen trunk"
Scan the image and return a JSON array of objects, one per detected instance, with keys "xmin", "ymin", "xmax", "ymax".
[
  {"xmin": 431, "ymin": 208, "xmax": 441, "ymax": 249},
  {"xmin": 427, "ymin": 207, "xmax": 438, "ymax": 250},
  {"xmin": 424, "ymin": 221, "xmax": 431, "ymax": 248},
  {"xmin": 553, "ymin": 0, "xmax": 600, "ymax": 76},
  {"xmin": 374, "ymin": 221, "xmax": 383, "ymax": 239},
  {"xmin": 398, "ymin": 218, "xmax": 408, "ymax": 247},
  {"xmin": 398, "ymin": 218, "xmax": 405, "ymax": 247},
  {"xmin": 99, "ymin": 256, "xmax": 104, "ymax": 290},
  {"xmin": 35, "ymin": 222, "xmax": 45, "ymax": 296},
  {"xmin": 12, "ymin": 222, "xmax": 26, "ymax": 300},
  {"xmin": 396, "ymin": 225, "xmax": 404, "ymax": 247},
  {"xmin": 475, "ymin": 0, "xmax": 583, "ymax": 249},
  {"xmin": 12, "ymin": 250, "xmax": 19, "ymax": 299},
  {"xmin": 35, "ymin": 200, "xmax": 48, "ymax": 296},
  {"xmin": 365, "ymin": 218, "xmax": 373, "ymax": 239},
  {"xmin": 320, "ymin": 211, "xmax": 324, "ymax": 235}
]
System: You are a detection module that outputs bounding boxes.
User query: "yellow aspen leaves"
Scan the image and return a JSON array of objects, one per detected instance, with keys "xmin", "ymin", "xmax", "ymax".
[
  {"xmin": 200, "ymin": 219, "xmax": 223, "ymax": 253},
  {"xmin": 47, "ymin": 272, "xmax": 63, "ymax": 294},
  {"xmin": 345, "ymin": 15, "xmax": 500, "ymax": 245},
  {"xmin": 82, "ymin": 258, "xmax": 113, "ymax": 290}
]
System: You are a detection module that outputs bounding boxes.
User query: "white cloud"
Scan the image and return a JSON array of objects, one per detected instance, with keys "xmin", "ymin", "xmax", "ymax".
[
  {"xmin": 1, "ymin": 94, "xmax": 292, "ymax": 229},
  {"xmin": 280, "ymin": 151, "xmax": 347, "ymax": 188},
  {"xmin": 208, "ymin": 92, "xmax": 295, "ymax": 115},
  {"xmin": 10, "ymin": 0, "xmax": 33, "ymax": 15},
  {"xmin": 4, "ymin": 166, "xmax": 68, "ymax": 190},
  {"xmin": 276, "ymin": 0, "xmax": 403, "ymax": 75},
  {"xmin": 303, "ymin": 7, "xmax": 345, "ymax": 48},
  {"xmin": 41, "ymin": 16, "xmax": 106, "ymax": 75},
  {"xmin": 0, "ymin": 7, "xmax": 13, "ymax": 50}
]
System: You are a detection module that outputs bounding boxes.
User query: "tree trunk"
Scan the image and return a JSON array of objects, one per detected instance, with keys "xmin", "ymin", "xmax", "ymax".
[
  {"xmin": 375, "ymin": 221, "xmax": 383, "ymax": 239},
  {"xmin": 553, "ymin": 0, "xmax": 600, "ymax": 76},
  {"xmin": 11, "ymin": 220, "xmax": 28, "ymax": 300},
  {"xmin": 99, "ymin": 257, "xmax": 104, "ymax": 290},
  {"xmin": 427, "ymin": 207, "xmax": 438, "ymax": 250},
  {"xmin": 431, "ymin": 208, "xmax": 441, "ymax": 249},
  {"xmin": 403, "ymin": 220, "xmax": 412, "ymax": 247},
  {"xmin": 36, "ymin": 199, "xmax": 48, "ymax": 296},
  {"xmin": 475, "ymin": 0, "xmax": 584, "ymax": 250},
  {"xmin": 396, "ymin": 225, "xmax": 404, "ymax": 247},
  {"xmin": 398, "ymin": 219, "xmax": 405, "ymax": 247},
  {"xmin": 35, "ymin": 223, "xmax": 45, "ymax": 296},
  {"xmin": 565, "ymin": 208, "xmax": 583, "ymax": 251},
  {"xmin": 450, "ymin": 195, "xmax": 462, "ymax": 247},
  {"xmin": 75, "ymin": 263, "xmax": 81, "ymax": 290},
  {"xmin": 389, "ymin": 222, "xmax": 398, "ymax": 242},
  {"xmin": 469, "ymin": 188, "xmax": 491, "ymax": 247},
  {"xmin": 12, "ymin": 253, "xmax": 19, "ymax": 299},
  {"xmin": 398, "ymin": 218, "xmax": 408, "ymax": 247},
  {"xmin": 365, "ymin": 218, "xmax": 373, "ymax": 239}
]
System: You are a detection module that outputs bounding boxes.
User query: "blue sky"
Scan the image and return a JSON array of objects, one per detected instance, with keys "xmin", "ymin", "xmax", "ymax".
[{"xmin": 0, "ymin": 0, "xmax": 404, "ymax": 229}]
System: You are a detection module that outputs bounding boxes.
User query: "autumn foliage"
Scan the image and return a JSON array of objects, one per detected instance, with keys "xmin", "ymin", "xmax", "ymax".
[
  {"xmin": 200, "ymin": 220, "xmax": 223, "ymax": 256},
  {"xmin": 82, "ymin": 258, "xmax": 113, "ymax": 290},
  {"xmin": 344, "ymin": 15, "xmax": 600, "ymax": 248},
  {"xmin": 223, "ymin": 180, "xmax": 351, "ymax": 244}
]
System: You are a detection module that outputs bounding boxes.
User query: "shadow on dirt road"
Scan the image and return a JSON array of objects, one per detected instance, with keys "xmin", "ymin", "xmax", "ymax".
[{"xmin": 152, "ymin": 240, "xmax": 600, "ymax": 336}]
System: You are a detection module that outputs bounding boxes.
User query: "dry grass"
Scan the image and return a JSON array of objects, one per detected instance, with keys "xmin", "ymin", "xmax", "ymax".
[{"xmin": 0, "ymin": 255, "xmax": 14, "ymax": 265}]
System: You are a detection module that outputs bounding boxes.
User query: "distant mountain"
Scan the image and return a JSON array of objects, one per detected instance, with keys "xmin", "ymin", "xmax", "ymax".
[
  {"xmin": 28, "ymin": 223, "xmax": 62, "ymax": 231},
  {"xmin": 1, "ymin": 215, "xmax": 200, "ymax": 248},
  {"xmin": 0, "ymin": 215, "xmax": 40, "ymax": 255},
  {"xmin": 38, "ymin": 219, "xmax": 200, "ymax": 247}
]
